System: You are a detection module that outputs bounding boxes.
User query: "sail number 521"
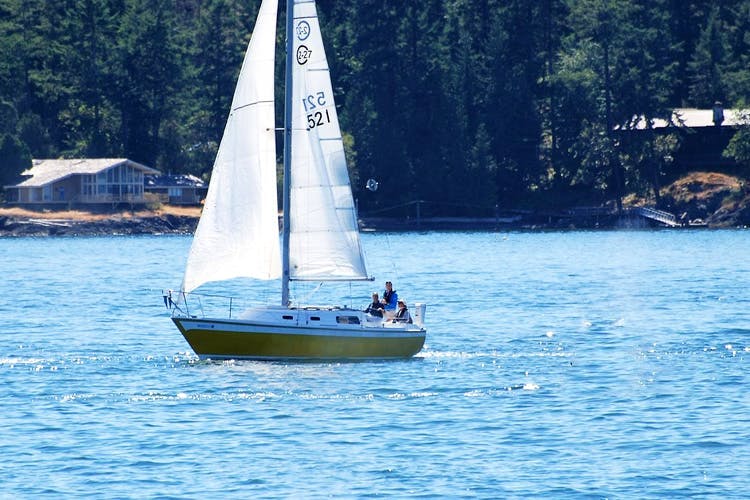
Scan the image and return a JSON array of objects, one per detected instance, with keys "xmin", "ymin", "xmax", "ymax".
[
  {"xmin": 307, "ymin": 110, "xmax": 331, "ymax": 129},
  {"xmin": 302, "ymin": 91, "xmax": 331, "ymax": 129}
]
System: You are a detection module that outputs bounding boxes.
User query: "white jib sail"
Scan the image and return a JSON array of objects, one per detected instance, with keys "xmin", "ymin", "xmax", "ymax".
[
  {"xmin": 181, "ymin": 0, "xmax": 280, "ymax": 293},
  {"xmin": 289, "ymin": 0, "xmax": 368, "ymax": 281}
]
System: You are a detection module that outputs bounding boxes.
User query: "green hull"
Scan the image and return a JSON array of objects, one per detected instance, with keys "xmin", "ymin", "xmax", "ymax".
[{"xmin": 173, "ymin": 317, "xmax": 425, "ymax": 360}]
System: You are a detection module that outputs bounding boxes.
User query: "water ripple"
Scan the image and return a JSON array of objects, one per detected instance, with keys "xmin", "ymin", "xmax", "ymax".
[{"xmin": 1, "ymin": 233, "xmax": 750, "ymax": 497}]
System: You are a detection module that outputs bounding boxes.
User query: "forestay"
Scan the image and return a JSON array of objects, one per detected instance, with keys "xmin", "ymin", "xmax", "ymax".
[
  {"xmin": 288, "ymin": 0, "xmax": 368, "ymax": 281},
  {"xmin": 181, "ymin": 0, "xmax": 281, "ymax": 293}
]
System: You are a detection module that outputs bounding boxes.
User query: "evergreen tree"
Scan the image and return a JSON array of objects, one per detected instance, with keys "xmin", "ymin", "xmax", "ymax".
[
  {"xmin": 17, "ymin": 112, "xmax": 53, "ymax": 158},
  {"xmin": 392, "ymin": 1, "xmax": 451, "ymax": 215},
  {"xmin": 688, "ymin": 6, "xmax": 728, "ymax": 107},
  {"xmin": 2, "ymin": 0, "xmax": 750, "ymax": 210},
  {"xmin": 538, "ymin": 0, "xmax": 570, "ymax": 196},
  {"xmin": 562, "ymin": 0, "xmax": 651, "ymax": 209},
  {"xmin": 193, "ymin": 0, "xmax": 250, "ymax": 153},
  {"xmin": 61, "ymin": 0, "xmax": 118, "ymax": 156},
  {"xmin": 0, "ymin": 0, "xmax": 27, "ymax": 112},
  {"xmin": 725, "ymin": 125, "xmax": 750, "ymax": 169},
  {"xmin": 16, "ymin": 0, "xmax": 75, "ymax": 156},
  {"xmin": 723, "ymin": 2, "xmax": 750, "ymax": 105},
  {"xmin": 113, "ymin": 0, "xmax": 181, "ymax": 165},
  {"xmin": 616, "ymin": 0, "xmax": 680, "ymax": 200},
  {"xmin": 549, "ymin": 40, "xmax": 601, "ymax": 200},
  {"xmin": 666, "ymin": 0, "xmax": 710, "ymax": 106},
  {"xmin": 488, "ymin": 0, "xmax": 544, "ymax": 208},
  {"xmin": 439, "ymin": 0, "xmax": 483, "ymax": 214},
  {"xmin": 0, "ymin": 134, "xmax": 31, "ymax": 191},
  {"xmin": 328, "ymin": 1, "xmax": 409, "ymax": 213},
  {"xmin": 0, "ymin": 101, "xmax": 17, "ymax": 136}
]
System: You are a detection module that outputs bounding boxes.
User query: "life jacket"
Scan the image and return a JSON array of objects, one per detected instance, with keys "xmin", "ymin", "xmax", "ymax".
[
  {"xmin": 395, "ymin": 307, "xmax": 412, "ymax": 323},
  {"xmin": 366, "ymin": 302, "xmax": 384, "ymax": 317}
]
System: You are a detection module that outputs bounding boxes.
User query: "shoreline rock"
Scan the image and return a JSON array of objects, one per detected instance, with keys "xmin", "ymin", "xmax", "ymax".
[
  {"xmin": 0, "ymin": 210, "xmax": 738, "ymax": 237},
  {"xmin": 0, "ymin": 214, "xmax": 199, "ymax": 237}
]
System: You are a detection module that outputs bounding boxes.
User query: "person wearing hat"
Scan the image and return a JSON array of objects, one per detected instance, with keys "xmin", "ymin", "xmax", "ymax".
[
  {"xmin": 392, "ymin": 299, "xmax": 412, "ymax": 324},
  {"xmin": 364, "ymin": 292, "xmax": 385, "ymax": 318}
]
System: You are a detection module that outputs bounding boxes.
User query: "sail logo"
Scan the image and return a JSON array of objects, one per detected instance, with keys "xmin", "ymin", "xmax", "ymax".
[
  {"xmin": 296, "ymin": 21, "xmax": 310, "ymax": 41},
  {"xmin": 296, "ymin": 45, "xmax": 312, "ymax": 65}
]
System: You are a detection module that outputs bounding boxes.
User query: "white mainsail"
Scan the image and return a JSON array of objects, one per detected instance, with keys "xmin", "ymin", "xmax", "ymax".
[
  {"xmin": 181, "ymin": 0, "xmax": 280, "ymax": 293},
  {"xmin": 288, "ymin": 0, "xmax": 368, "ymax": 281}
]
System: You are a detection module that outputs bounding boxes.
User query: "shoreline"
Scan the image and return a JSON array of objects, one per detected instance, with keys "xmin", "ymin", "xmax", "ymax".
[
  {"xmin": 0, "ymin": 206, "xmax": 741, "ymax": 237},
  {"xmin": 0, "ymin": 206, "xmax": 201, "ymax": 237},
  {"xmin": 2, "ymin": 171, "xmax": 748, "ymax": 236}
]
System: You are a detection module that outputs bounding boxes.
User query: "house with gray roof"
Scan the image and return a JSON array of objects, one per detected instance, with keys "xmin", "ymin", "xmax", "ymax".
[
  {"xmin": 628, "ymin": 107, "xmax": 747, "ymax": 130},
  {"xmin": 622, "ymin": 105, "xmax": 749, "ymax": 172},
  {"xmin": 4, "ymin": 158, "xmax": 160, "ymax": 206},
  {"xmin": 144, "ymin": 174, "xmax": 207, "ymax": 205}
]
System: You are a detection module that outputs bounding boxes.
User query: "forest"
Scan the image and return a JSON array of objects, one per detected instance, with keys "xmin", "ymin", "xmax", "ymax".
[{"xmin": 1, "ymin": 0, "xmax": 750, "ymax": 216}]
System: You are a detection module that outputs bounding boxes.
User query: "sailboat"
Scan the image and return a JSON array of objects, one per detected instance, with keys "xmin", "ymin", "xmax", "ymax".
[{"xmin": 167, "ymin": 0, "xmax": 427, "ymax": 360}]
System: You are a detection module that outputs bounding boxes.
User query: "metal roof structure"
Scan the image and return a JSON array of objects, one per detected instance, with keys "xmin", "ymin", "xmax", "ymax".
[
  {"xmin": 145, "ymin": 174, "xmax": 206, "ymax": 189},
  {"xmin": 629, "ymin": 108, "xmax": 748, "ymax": 130}
]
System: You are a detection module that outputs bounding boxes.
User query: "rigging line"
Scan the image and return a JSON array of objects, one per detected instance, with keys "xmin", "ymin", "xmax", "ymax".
[
  {"xmin": 298, "ymin": 282, "xmax": 324, "ymax": 306},
  {"xmin": 383, "ymin": 232, "xmax": 400, "ymax": 285},
  {"xmin": 232, "ymin": 99, "xmax": 273, "ymax": 113}
]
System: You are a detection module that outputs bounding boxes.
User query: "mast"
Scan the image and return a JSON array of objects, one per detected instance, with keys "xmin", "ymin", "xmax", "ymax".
[{"xmin": 281, "ymin": 0, "xmax": 293, "ymax": 307}]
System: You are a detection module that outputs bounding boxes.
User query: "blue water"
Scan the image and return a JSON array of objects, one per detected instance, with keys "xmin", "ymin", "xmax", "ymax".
[{"xmin": 1, "ymin": 230, "xmax": 749, "ymax": 498}]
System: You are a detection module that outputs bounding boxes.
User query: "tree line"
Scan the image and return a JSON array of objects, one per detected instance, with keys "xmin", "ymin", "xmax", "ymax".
[{"xmin": 1, "ymin": 0, "xmax": 749, "ymax": 215}]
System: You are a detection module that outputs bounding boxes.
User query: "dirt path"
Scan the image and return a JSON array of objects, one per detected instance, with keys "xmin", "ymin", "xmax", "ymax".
[{"xmin": 0, "ymin": 205, "xmax": 201, "ymax": 221}]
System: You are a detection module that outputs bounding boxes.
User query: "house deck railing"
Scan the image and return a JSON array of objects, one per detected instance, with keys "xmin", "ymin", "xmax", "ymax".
[{"xmin": 78, "ymin": 193, "xmax": 147, "ymax": 203}]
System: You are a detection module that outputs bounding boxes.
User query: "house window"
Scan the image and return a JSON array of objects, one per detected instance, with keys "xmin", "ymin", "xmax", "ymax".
[
  {"xmin": 77, "ymin": 164, "xmax": 149, "ymax": 202},
  {"xmin": 168, "ymin": 187, "xmax": 182, "ymax": 197},
  {"xmin": 81, "ymin": 174, "xmax": 95, "ymax": 200}
]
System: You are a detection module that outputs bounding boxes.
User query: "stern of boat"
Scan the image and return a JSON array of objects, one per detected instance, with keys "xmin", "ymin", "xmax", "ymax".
[{"xmin": 412, "ymin": 303, "xmax": 427, "ymax": 327}]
